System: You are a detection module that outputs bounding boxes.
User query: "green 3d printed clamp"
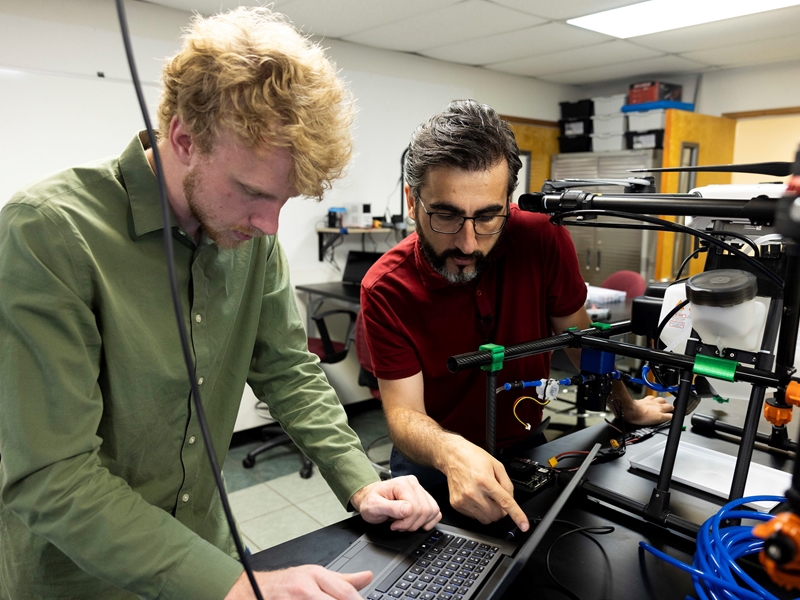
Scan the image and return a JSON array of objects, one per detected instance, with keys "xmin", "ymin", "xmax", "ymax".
[{"xmin": 479, "ymin": 343, "xmax": 505, "ymax": 372}]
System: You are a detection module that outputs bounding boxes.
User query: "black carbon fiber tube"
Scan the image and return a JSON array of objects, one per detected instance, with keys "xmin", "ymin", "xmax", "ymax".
[
  {"xmin": 446, "ymin": 322, "xmax": 632, "ymax": 373},
  {"xmin": 486, "ymin": 371, "xmax": 497, "ymax": 457},
  {"xmin": 520, "ymin": 191, "xmax": 777, "ymax": 221},
  {"xmin": 580, "ymin": 481, "xmax": 700, "ymax": 537},
  {"xmin": 579, "ymin": 337, "xmax": 781, "ymax": 388}
]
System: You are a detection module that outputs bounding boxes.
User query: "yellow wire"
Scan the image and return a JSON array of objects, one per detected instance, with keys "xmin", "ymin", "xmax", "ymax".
[{"xmin": 513, "ymin": 395, "xmax": 550, "ymax": 429}]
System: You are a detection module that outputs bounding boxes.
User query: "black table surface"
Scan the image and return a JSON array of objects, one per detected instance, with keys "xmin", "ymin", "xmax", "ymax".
[
  {"xmin": 251, "ymin": 400, "xmax": 796, "ymax": 599},
  {"xmin": 296, "ymin": 281, "xmax": 362, "ymax": 304}
]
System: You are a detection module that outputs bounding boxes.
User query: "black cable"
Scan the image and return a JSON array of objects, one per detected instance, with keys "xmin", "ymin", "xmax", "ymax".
[
  {"xmin": 654, "ymin": 299, "xmax": 690, "ymax": 350},
  {"xmin": 705, "ymin": 229, "xmax": 760, "ymax": 257},
  {"xmin": 364, "ymin": 434, "xmax": 391, "ymax": 466},
  {"xmin": 559, "ymin": 219, "xmax": 766, "ymax": 253},
  {"xmin": 543, "ymin": 519, "xmax": 615, "ymax": 600},
  {"xmin": 552, "ymin": 209, "xmax": 783, "ymax": 288},
  {"xmin": 557, "ymin": 220, "xmax": 668, "ymax": 232},
  {"xmin": 674, "ymin": 246, "xmax": 706, "ymax": 281},
  {"xmin": 115, "ymin": 2, "xmax": 263, "ymax": 598}
]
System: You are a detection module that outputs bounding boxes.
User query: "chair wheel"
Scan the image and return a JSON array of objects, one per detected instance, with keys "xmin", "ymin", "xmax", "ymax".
[
  {"xmin": 242, "ymin": 456, "xmax": 255, "ymax": 469},
  {"xmin": 300, "ymin": 465, "xmax": 313, "ymax": 479}
]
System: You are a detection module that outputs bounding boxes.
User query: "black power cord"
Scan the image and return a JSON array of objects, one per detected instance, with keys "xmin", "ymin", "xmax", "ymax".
[
  {"xmin": 553, "ymin": 209, "xmax": 783, "ymax": 288},
  {"xmin": 674, "ymin": 246, "xmax": 707, "ymax": 281},
  {"xmin": 114, "ymin": 2, "xmax": 263, "ymax": 598},
  {"xmin": 542, "ymin": 519, "xmax": 616, "ymax": 600}
]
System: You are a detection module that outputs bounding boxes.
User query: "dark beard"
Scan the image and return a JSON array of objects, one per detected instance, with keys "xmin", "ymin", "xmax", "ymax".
[{"xmin": 416, "ymin": 221, "xmax": 492, "ymax": 284}]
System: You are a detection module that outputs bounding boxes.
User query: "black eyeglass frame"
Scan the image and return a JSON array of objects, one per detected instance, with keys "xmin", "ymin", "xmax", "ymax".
[{"xmin": 416, "ymin": 195, "xmax": 510, "ymax": 236}]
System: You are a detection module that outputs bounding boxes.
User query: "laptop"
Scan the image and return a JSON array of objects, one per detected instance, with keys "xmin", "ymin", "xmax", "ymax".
[
  {"xmin": 327, "ymin": 444, "xmax": 600, "ymax": 600},
  {"xmin": 342, "ymin": 251, "xmax": 384, "ymax": 287}
]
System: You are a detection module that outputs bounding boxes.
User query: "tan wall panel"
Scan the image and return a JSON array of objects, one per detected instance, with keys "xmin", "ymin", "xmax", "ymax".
[
  {"xmin": 508, "ymin": 122, "xmax": 559, "ymax": 193},
  {"xmin": 731, "ymin": 114, "xmax": 800, "ymax": 185}
]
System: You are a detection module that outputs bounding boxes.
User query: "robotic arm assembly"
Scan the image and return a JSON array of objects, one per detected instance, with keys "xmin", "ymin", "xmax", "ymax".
[{"xmin": 448, "ymin": 145, "xmax": 800, "ymax": 591}]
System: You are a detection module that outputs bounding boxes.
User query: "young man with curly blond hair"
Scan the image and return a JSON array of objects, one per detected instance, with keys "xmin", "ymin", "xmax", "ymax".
[{"xmin": 0, "ymin": 8, "xmax": 439, "ymax": 600}]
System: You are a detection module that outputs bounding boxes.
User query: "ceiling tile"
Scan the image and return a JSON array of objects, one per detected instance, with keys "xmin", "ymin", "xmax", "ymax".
[
  {"xmin": 277, "ymin": 0, "xmax": 462, "ymax": 38},
  {"xmin": 489, "ymin": 0, "xmax": 643, "ymax": 20},
  {"xmin": 342, "ymin": 0, "xmax": 545, "ymax": 53},
  {"xmin": 537, "ymin": 55, "xmax": 709, "ymax": 86},
  {"xmin": 630, "ymin": 5, "xmax": 800, "ymax": 54},
  {"xmin": 420, "ymin": 22, "xmax": 613, "ymax": 66},
  {"xmin": 147, "ymin": 0, "xmax": 299, "ymax": 17},
  {"xmin": 681, "ymin": 34, "xmax": 800, "ymax": 68},
  {"xmin": 487, "ymin": 40, "xmax": 664, "ymax": 77},
  {"xmin": 140, "ymin": 1, "xmax": 800, "ymax": 85}
]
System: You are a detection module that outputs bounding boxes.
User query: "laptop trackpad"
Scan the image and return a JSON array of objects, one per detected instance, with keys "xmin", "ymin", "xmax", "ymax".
[{"xmin": 327, "ymin": 540, "xmax": 399, "ymax": 575}]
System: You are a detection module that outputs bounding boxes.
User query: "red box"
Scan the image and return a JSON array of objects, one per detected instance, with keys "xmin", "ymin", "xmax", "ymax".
[{"xmin": 628, "ymin": 81, "xmax": 682, "ymax": 105}]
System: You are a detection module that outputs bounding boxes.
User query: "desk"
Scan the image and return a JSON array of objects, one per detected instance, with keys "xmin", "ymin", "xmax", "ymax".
[
  {"xmin": 251, "ymin": 400, "xmax": 794, "ymax": 598},
  {"xmin": 317, "ymin": 227, "xmax": 396, "ymax": 261}
]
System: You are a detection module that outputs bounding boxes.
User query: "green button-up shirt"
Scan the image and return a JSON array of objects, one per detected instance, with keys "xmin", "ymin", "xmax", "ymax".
[{"xmin": 0, "ymin": 133, "xmax": 379, "ymax": 599}]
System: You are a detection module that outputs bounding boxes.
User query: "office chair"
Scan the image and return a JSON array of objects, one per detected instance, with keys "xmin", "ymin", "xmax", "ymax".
[
  {"xmin": 601, "ymin": 270, "xmax": 647, "ymax": 298},
  {"xmin": 242, "ymin": 309, "xmax": 358, "ymax": 476}
]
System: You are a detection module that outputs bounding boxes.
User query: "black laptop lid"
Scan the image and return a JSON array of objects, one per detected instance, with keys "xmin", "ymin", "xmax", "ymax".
[
  {"xmin": 342, "ymin": 251, "xmax": 383, "ymax": 285},
  {"xmin": 476, "ymin": 443, "xmax": 601, "ymax": 600}
]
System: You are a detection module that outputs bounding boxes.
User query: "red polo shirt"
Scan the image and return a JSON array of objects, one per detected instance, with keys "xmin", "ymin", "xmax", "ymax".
[{"xmin": 360, "ymin": 205, "xmax": 587, "ymax": 449}]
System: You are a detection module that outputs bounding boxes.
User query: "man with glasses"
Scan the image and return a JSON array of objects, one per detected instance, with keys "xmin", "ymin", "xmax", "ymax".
[{"xmin": 360, "ymin": 100, "xmax": 672, "ymax": 531}]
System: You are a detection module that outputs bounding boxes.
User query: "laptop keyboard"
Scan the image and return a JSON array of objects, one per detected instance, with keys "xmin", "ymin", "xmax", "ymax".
[{"xmin": 367, "ymin": 529, "xmax": 502, "ymax": 600}]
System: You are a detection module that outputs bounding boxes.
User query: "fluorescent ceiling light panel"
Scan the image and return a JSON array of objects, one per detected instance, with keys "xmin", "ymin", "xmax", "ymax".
[{"xmin": 568, "ymin": 0, "xmax": 800, "ymax": 38}]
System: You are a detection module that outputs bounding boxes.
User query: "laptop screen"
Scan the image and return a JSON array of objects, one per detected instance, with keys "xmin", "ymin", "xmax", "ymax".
[
  {"xmin": 342, "ymin": 251, "xmax": 383, "ymax": 285},
  {"xmin": 476, "ymin": 443, "xmax": 600, "ymax": 600}
]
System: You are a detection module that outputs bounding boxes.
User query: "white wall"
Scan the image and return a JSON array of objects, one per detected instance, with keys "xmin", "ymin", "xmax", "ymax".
[
  {"xmin": 0, "ymin": 0, "xmax": 574, "ymax": 288},
  {"xmin": 696, "ymin": 61, "xmax": 800, "ymax": 116}
]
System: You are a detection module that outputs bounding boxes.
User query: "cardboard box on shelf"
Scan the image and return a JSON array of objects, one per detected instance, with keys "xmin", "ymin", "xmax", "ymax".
[{"xmin": 628, "ymin": 81, "xmax": 682, "ymax": 105}]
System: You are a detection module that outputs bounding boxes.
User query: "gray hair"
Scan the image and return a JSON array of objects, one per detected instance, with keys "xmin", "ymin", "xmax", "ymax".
[{"xmin": 404, "ymin": 99, "xmax": 523, "ymax": 200}]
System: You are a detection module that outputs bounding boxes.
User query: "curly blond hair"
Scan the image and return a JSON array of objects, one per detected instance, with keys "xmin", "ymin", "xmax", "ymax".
[{"xmin": 158, "ymin": 7, "xmax": 353, "ymax": 199}]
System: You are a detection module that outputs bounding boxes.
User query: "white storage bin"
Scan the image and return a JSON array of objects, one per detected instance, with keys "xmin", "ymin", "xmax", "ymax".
[
  {"xmin": 592, "ymin": 93, "xmax": 626, "ymax": 115},
  {"xmin": 591, "ymin": 133, "xmax": 625, "ymax": 152},
  {"xmin": 591, "ymin": 113, "xmax": 627, "ymax": 135},
  {"xmin": 627, "ymin": 109, "xmax": 666, "ymax": 132}
]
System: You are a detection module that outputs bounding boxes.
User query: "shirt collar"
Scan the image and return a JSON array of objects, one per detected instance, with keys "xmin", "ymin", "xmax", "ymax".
[
  {"xmin": 120, "ymin": 131, "xmax": 178, "ymax": 237},
  {"xmin": 412, "ymin": 208, "xmax": 513, "ymax": 291}
]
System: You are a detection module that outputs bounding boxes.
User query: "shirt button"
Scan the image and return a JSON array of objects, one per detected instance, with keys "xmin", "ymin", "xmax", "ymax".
[
  {"xmin": 477, "ymin": 290, "xmax": 482, "ymax": 296},
  {"xmin": 195, "ymin": 314, "xmax": 202, "ymax": 323},
  {"xmin": 197, "ymin": 377, "xmax": 204, "ymax": 385},
  {"xmin": 182, "ymin": 494, "xmax": 190, "ymax": 503},
  {"xmin": 188, "ymin": 436, "xmax": 196, "ymax": 445}
]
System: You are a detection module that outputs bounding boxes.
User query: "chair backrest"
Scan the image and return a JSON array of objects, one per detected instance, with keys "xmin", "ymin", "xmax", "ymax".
[
  {"xmin": 308, "ymin": 309, "xmax": 356, "ymax": 364},
  {"xmin": 601, "ymin": 270, "xmax": 646, "ymax": 298},
  {"xmin": 355, "ymin": 311, "xmax": 380, "ymax": 398}
]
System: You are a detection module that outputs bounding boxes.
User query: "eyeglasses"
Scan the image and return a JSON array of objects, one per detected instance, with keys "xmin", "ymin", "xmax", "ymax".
[{"xmin": 416, "ymin": 196, "xmax": 509, "ymax": 235}]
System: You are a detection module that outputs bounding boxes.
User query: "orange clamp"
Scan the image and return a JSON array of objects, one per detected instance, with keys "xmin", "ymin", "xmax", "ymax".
[
  {"xmin": 786, "ymin": 381, "xmax": 800, "ymax": 408},
  {"xmin": 754, "ymin": 512, "xmax": 800, "ymax": 591},
  {"xmin": 764, "ymin": 403, "xmax": 793, "ymax": 427}
]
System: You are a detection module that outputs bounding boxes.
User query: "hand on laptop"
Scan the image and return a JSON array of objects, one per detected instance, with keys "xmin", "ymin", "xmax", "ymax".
[
  {"xmin": 443, "ymin": 439, "xmax": 530, "ymax": 532},
  {"xmin": 225, "ymin": 565, "xmax": 371, "ymax": 599},
  {"xmin": 350, "ymin": 476, "xmax": 442, "ymax": 531}
]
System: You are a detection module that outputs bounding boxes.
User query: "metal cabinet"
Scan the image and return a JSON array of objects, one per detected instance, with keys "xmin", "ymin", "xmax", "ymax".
[{"xmin": 550, "ymin": 150, "xmax": 661, "ymax": 286}]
